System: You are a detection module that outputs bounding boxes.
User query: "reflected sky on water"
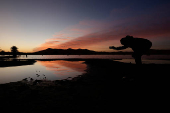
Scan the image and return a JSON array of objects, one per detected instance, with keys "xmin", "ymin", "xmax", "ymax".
[
  {"xmin": 0, "ymin": 60, "xmax": 86, "ymax": 84},
  {"xmin": 17, "ymin": 55, "xmax": 170, "ymax": 60},
  {"xmin": 115, "ymin": 59, "xmax": 170, "ymax": 64},
  {"xmin": 0, "ymin": 55, "xmax": 170, "ymax": 84}
]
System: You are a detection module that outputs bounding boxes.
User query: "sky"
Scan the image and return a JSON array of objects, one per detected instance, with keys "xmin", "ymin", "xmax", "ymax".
[{"xmin": 0, "ymin": 0, "xmax": 170, "ymax": 52}]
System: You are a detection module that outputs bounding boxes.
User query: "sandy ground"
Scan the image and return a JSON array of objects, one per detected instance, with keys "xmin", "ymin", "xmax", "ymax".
[{"xmin": 0, "ymin": 59, "xmax": 169, "ymax": 112}]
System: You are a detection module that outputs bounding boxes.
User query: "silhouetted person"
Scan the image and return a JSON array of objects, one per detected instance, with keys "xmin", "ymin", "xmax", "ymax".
[{"xmin": 109, "ymin": 35, "xmax": 152, "ymax": 64}]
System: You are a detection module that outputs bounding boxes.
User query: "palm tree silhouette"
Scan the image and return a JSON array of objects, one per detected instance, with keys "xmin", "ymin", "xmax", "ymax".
[{"xmin": 11, "ymin": 46, "xmax": 18, "ymax": 57}]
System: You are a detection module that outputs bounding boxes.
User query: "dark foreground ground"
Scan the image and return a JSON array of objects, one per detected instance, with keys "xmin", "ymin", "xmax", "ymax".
[{"xmin": 0, "ymin": 59, "xmax": 169, "ymax": 112}]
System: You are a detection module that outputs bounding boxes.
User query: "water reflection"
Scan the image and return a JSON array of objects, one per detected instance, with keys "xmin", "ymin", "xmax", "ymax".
[
  {"xmin": 0, "ymin": 60, "xmax": 86, "ymax": 84},
  {"xmin": 38, "ymin": 60, "xmax": 86, "ymax": 79},
  {"xmin": 115, "ymin": 59, "xmax": 170, "ymax": 64},
  {"xmin": 17, "ymin": 55, "xmax": 170, "ymax": 60}
]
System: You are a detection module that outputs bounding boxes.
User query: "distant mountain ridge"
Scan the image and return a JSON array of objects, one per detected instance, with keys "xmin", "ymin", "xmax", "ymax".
[
  {"xmin": 1, "ymin": 48, "xmax": 170, "ymax": 55},
  {"xmin": 33, "ymin": 48, "xmax": 96, "ymax": 55},
  {"xmin": 32, "ymin": 48, "xmax": 170, "ymax": 55}
]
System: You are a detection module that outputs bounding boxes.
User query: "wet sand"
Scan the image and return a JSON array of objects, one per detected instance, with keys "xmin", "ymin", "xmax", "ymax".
[{"xmin": 0, "ymin": 59, "xmax": 169, "ymax": 112}]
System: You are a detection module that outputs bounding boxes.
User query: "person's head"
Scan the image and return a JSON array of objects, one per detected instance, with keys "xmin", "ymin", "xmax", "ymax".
[{"xmin": 120, "ymin": 35, "xmax": 134, "ymax": 46}]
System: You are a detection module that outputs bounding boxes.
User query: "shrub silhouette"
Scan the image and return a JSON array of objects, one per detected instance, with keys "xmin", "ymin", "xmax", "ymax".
[{"xmin": 11, "ymin": 46, "xmax": 18, "ymax": 57}]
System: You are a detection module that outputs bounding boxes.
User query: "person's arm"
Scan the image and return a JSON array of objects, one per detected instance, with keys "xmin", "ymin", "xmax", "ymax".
[{"xmin": 109, "ymin": 46, "xmax": 128, "ymax": 50}]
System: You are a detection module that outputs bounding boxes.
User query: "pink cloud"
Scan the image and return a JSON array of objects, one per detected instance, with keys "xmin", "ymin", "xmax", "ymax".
[
  {"xmin": 34, "ymin": 4, "xmax": 170, "ymax": 52},
  {"xmin": 33, "ymin": 41, "xmax": 60, "ymax": 51},
  {"xmin": 46, "ymin": 38, "xmax": 69, "ymax": 42},
  {"xmin": 52, "ymin": 15, "xmax": 170, "ymax": 49}
]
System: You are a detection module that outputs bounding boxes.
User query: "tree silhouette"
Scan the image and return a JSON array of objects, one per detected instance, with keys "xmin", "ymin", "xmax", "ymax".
[
  {"xmin": 1, "ymin": 50, "xmax": 5, "ymax": 56},
  {"xmin": 11, "ymin": 46, "xmax": 18, "ymax": 57}
]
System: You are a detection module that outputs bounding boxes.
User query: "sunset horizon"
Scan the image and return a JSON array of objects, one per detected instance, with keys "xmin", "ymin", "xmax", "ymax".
[{"xmin": 0, "ymin": 0, "xmax": 170, "ymax": 53}]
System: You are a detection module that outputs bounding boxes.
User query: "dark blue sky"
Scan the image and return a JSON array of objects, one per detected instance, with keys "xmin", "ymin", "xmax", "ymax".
[{"xmin": 0, "ymin": 0, "xmax": 170, "ymax": 52}]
